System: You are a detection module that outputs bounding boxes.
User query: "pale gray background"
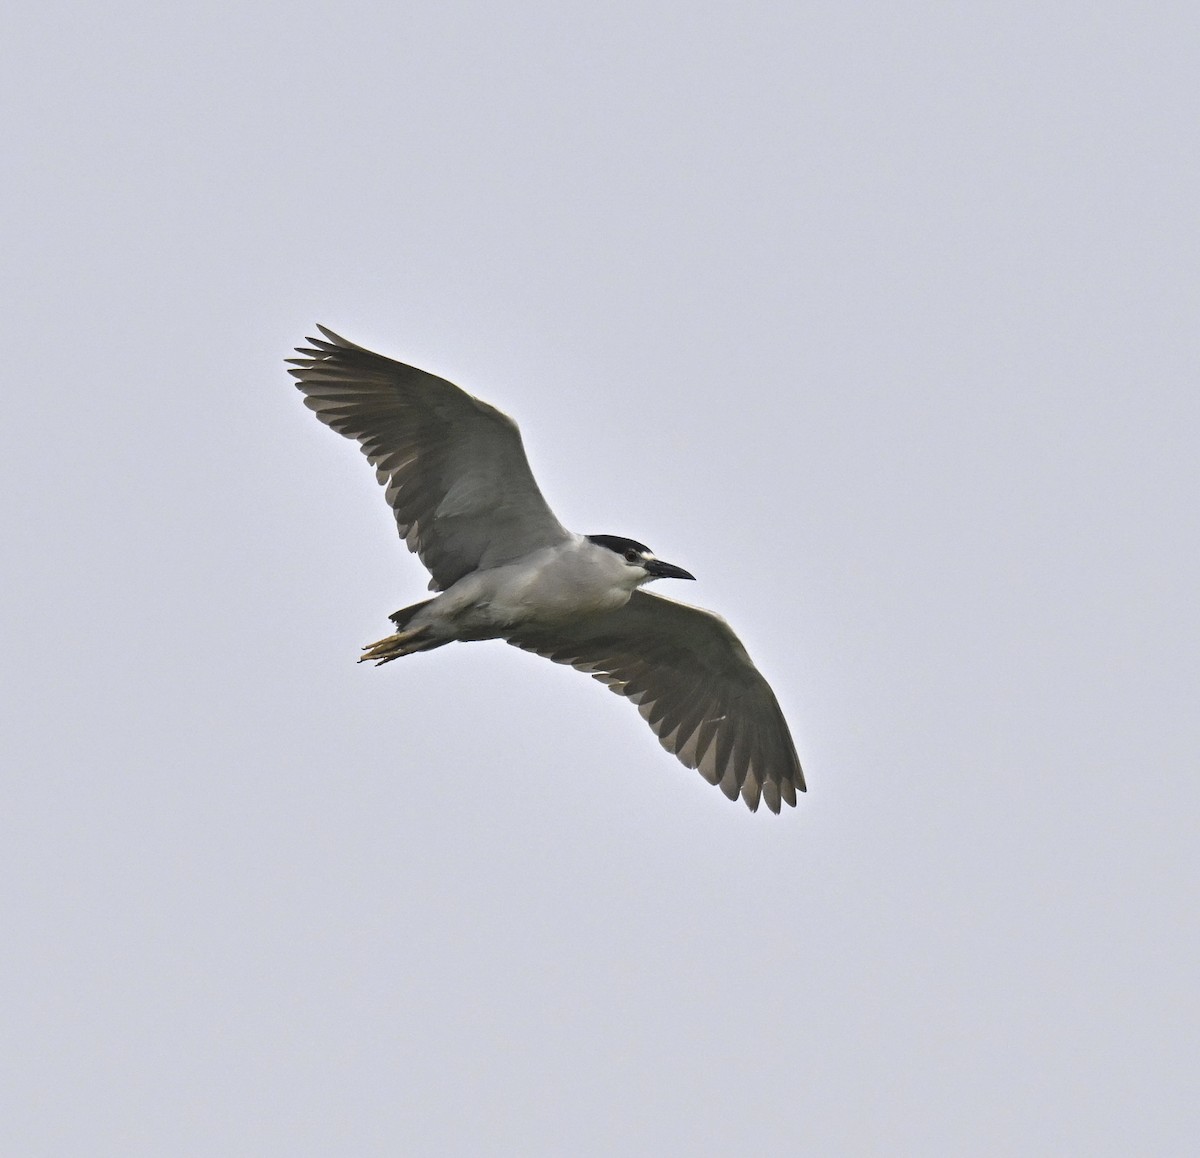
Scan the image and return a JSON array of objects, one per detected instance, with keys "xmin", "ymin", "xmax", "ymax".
[{"xmin": 4, "ymin": 2, "xmax": 1197, "ymax": 1154}]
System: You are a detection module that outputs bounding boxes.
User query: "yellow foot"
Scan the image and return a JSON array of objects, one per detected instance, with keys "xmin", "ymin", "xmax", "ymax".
[{"xmin": 358, "ymin": 627, "xmax": 431, "ymax": 665}]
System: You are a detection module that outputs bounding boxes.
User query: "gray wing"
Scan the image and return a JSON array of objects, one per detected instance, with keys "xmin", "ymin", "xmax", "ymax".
[
  {"xmin": 288, "ymin": 326, "xmax": 571, "ymax": 590},
  {"xmin": 509, "ymin": 591, "xmax": 805, "ymax": 813}
]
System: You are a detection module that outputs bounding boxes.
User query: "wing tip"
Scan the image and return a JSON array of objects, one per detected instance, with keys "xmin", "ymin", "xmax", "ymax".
[
  {"xmin": 287, "ymin": 324, "xmax": 359, "ymax": 368},
  {"xmin": 314, "ymin": 323, "xmax": 357, "ymax": 348}
]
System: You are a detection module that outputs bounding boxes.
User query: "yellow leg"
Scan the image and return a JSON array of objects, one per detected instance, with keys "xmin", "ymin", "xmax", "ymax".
[{"xmin": 358, "ymin": 626, "xmax": 432, "ymax": 665}]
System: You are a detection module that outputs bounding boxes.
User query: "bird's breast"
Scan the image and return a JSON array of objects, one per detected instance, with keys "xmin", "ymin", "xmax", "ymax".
[
  {"xmin": 438, "ymin": 546, "xmax": 633, "ymax": 637},
  {"xmin": 501, "ymin": 559, "xmax": 631, "ymax": 624}
]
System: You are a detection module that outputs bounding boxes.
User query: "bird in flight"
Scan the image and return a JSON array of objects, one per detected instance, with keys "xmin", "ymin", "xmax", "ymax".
[{"xmin": 288, "ymin": 327, "xmax": 805, "ymax": 812}]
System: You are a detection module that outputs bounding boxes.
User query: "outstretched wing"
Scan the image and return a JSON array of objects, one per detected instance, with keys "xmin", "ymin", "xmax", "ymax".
[
  {"xmin": 288, "ymin": 327, "xmax": 571, "ymax": 590},
  {"xmin": 509, "ymin": 591, "xmax": 805, "ymax": 813}
]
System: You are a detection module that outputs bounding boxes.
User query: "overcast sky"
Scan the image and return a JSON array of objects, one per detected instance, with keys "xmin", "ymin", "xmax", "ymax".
[{"xmin": 4, "ymin": 3, "xmax": 1197, "ymax": 1154}]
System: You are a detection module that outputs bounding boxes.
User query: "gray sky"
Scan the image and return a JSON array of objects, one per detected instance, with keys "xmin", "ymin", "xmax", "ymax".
[{"xmin": 4, "ymin": 3, "xmax": 1197, "ymax": 1154}]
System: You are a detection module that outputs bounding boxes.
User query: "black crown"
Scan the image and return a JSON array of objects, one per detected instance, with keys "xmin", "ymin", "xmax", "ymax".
[{"xmin": 586, "ymin": 534, "xmax": 651, "ymax": 555}]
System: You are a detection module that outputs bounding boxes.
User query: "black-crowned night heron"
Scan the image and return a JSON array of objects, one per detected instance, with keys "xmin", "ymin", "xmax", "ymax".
[{"xmin": 289, "ymin": 327, "xmax": 805, "ymax": 813}]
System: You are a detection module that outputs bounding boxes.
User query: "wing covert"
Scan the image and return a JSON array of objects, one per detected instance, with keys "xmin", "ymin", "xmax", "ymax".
[
  {"xmin": 288, "ymin": 326, "xmax": 570, "ymax": 590},
  {"xmin": 509, "ymin": 591, "xmax": 805, "ymax": 812}
]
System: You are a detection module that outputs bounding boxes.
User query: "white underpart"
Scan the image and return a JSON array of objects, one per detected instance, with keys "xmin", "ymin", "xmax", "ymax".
[{"xmin": 414, "ymin": 535, "xmax": 643, "ymax": 639}]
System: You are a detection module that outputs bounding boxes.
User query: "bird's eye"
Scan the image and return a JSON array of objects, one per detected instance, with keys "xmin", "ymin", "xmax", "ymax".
[{"xmin": 625, "ymin": 549, "xmax": 641, "ymax": 563}]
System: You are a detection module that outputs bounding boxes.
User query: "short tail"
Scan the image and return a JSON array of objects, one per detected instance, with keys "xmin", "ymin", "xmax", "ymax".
[{"xmin": 388, "ymin": 599, "xmax": 433, "ymax": 630}]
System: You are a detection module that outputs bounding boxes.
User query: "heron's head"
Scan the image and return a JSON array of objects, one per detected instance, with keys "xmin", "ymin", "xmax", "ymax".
[{"xmin": 586, "ymin": 534, "xmax": 696, "ymax": 586}]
